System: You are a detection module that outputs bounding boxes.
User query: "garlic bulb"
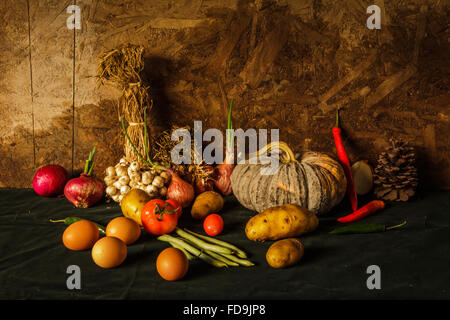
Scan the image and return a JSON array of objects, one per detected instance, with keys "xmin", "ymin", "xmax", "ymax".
[
  {"xmin": 152, "ymin": 176, "xmax": 165, "ymax": 188},
  {"xmin": 160, "ymin": 171, "xmax": 171, "ymax": 184},
  {"xmin": 106, "ymin": 185, "xmax": 117, "ymax": 196},
  {"xmin": 141, "ymin": 171, "xmax": 154, "ymax": 185},
  {"xmin": 118, "ymin": 175, "xmax": 130, "ymax": 186},
  {"xmin": 116, "ymin": 165, "xmax": 128, "ymax": 177},
  {"xmin": 129, "ymin": 180, "xmax": 139, "ymax": 188},
  {"xmin": 113, "ymin": 180, "xmax": 122, "ymax": 190},
  {"xmin": 145, "ymin": 184, "xmax": 159, "ymax": 195},
  {"xmin": 120, "ymin": 185, "xmax": 131, "ymax": 195},
  {"xmin": 119, "ymin": 158, "xmax": 128, "ymax": 166},
  {"xmin": 104, "ymin": 176, "xmax": 116, "ymax": 186},
  {"xmin": 129, "ymin": 171, "xmax": 141, "ymax": 182},
  {"xmin": 112, "ymin": 194, "xmax": 120, "ymax": 203},
  {"xmin": 105, "ymin": 166, "xmax": 116, "ymax": 177},
  {"xmin": 129, "ymin": 161, "xmax": 140, "ymax": 172}
]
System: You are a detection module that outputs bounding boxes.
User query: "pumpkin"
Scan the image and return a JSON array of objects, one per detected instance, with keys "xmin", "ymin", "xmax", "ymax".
[{"xmin": 230, "ymin": 142, "xmax": 347, "ymax": 214}]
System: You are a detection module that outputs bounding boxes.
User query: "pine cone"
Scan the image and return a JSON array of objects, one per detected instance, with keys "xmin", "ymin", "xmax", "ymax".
[{"xmin": 373, "ymin": 139, "xmax": 418, "ymax": 201}]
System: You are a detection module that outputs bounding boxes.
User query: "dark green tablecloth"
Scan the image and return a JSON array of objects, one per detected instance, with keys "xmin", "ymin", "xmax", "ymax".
[{"xmin": 0, "ymin": 189, "xmax": 449, "ymax": 300}]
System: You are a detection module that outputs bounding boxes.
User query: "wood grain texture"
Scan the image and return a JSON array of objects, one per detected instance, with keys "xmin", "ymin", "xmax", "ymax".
[
  {"xmin": 0, "ymin": 0, "xmax": 449, "ymax": 190},
  {"xmin": 0, "ymin": 0, "xmax": 34, "ymax": 187},
  {"xmin": 29, "ymin": 0, "xmax": 74, "ymax": 172}
]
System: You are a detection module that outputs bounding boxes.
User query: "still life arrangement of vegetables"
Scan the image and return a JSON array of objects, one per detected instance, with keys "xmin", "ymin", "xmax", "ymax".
[{"xmin": 32, "ymin": 46, "xmax": 412, "ymax": 283}]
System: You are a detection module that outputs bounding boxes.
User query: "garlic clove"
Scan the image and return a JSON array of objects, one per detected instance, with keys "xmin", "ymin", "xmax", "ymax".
[
  {"xmin": 112, "ymin": 194, "xmax": 120, "ymax": 202},
  {"xmin": 104, "ymin": 176, "xmax": 116, "ymax": 186},
  {"xmin": 130, "ymin": 172, "xmax": 141, "ymax": 182},
  {"xmin": 106, "ymin": 185, "xmax": 117, "ymax": 196},
  {"xmin": 145, "ymin": 184, "xmax": 159, "ymax": 195},
  {"xmin": 105, "ymin": 166, "xmax": 116, "ymax": 177},
  {"xmin": 129, "ymin": 161, "xmax": 140, "ymax": 172},
  {"xmin": 116, "ymin": 165, "xmax": 128, "ymax": 177},
  {"xmin": 120, "ymin": 185, "xmax": 131, "ymax": 195},
  {"xmin": 160, "ymin": 171, "xmax": 171, "ymax": 184},
  {"xmin": 118, "ymin": 175, "xmax": 130, "ymax": 186},
  {"xmin": 159, "ymin": 186, "xmax": 167, "ymax": 197},
  {"xmin": 129, "ymin": 180, "xmax": 139, "ymax": 188},
  {"xmin": 152, "ymin": 176, "xmax": 165, "ymax": 188},
  {"xmin": 113, "ymin": 180, "xmax": 122, "ymax": 190},
  {"xmin": 141, "ymin": 171, "xmax": 154, "ymax": 185}
]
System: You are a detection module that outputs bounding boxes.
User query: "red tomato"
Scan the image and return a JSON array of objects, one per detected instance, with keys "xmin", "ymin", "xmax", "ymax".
[
  {"xmin": 165, "ymin": 199, "xmax": 182, "ymax": 218},
  {"xmin": 203, "ymin": 214, "xmax": 224, "ymax": 236},
  {"xmin": 141, "ymin": 199, "xmax": 179, "ymax": 235}
]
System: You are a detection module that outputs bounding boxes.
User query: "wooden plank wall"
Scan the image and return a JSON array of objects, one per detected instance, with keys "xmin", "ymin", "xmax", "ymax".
[{"xmin": 0, "ymin": 0, "xmax": 449, "ymax": 190}]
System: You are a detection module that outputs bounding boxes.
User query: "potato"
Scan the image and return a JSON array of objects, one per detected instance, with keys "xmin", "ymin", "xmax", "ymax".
[
  {"xmin": 190, "ymin": 191, "xmax": 225, "ymax": 220},
  {"xmin": 266, "ymin": 238, "xmax": 304, "ymax": 268},
  {"xmin": 245, "ymin": 204, "xmax": 318, "ymax": 241}
]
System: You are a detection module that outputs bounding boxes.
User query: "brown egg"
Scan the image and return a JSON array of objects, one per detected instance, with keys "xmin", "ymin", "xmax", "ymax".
[
  {"xmin": 62, "ymin": 220, "xmax": 99, "ymax": 251},
  {"xmin": 106, "ymin": 216, "xmax": 141, "ymax": 245},
  {"xmin": 156, "ymin": 248, "xmax": 189, "ymax": 281},
  {"xmin": 91, "ymin": 236, "xmax": 127, "ymax": 269}
]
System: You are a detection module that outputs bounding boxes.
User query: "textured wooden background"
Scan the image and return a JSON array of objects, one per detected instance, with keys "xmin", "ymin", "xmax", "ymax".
[{"xmin": 0, "ymin": 0, "xmax": 448, "ymax": 189}]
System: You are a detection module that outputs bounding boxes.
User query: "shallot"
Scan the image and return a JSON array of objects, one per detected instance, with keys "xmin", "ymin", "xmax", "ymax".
[
  {"xmin": 64, "ymin": 147, "xmax": 104, "ymax": 208},
  {"xmin": 167, "ymin": 172, "xmax": 195, "ymax": 208},
  {"xmin": 214, "ymin": 99, "xmax": 235, "ymax": 196}
]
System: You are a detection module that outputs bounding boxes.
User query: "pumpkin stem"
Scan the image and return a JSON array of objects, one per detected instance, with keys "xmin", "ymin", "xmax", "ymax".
[{"xmin": 257, "ymin": 141, "xmax": 297, "ymax": 164}]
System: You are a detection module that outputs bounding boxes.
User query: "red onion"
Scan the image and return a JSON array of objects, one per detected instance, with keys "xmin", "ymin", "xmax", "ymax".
[
  {"xmin": 33, "ymin": 165, "xmax": 69, "ymax": 197},
  {"xmin": 214, "ymin": 163, "xmax": 234, "ymax": 196},
  {"xmin": 64, "ymin": 146, "xmax": 104, "ymax": 208},
  {"xmin": 64, "ymin": 173, "xmax": 104, "ymax": 208},
  {"xmin": 167, "ymin": 172, "xmax": 195, "ymax": 208}
]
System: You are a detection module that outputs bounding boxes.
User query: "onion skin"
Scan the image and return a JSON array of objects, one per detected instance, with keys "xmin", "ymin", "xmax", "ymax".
[
  {"xmin": 214, "ymin": 163, "xmax": 234, "ymax": 196},
  {"xmin": 195, "ymin": 179, "xmax": 215, "ymax": 195},
  {"xmin": 33, "ymin": 165, "xmax": 69, "ymax": 197},
  {"xmin": 167, "ymin": 173, "xmax": 195, "ymax": 208},
  {"xmin": 64, "ymin": 173, "xmax": 104, "ymax": 208}
]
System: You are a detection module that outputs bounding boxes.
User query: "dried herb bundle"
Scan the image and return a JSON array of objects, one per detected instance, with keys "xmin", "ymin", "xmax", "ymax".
[
  {"xmin": 152, "ymin": 126, "xmax": 215, "ymax": 184},
  {"xmin": 97, "ymin": 45, "xmax": 151, "ymax": 166}
]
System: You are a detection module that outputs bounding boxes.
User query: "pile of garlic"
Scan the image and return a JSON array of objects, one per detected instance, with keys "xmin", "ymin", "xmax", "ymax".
[{"xmin": 104, "ymin": 158, "xmax": 171, "ymax": 203}]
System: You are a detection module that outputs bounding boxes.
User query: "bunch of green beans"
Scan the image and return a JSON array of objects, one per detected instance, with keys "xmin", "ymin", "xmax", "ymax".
[{"xmin": 157, "ymin": 228, "xmax": 254, "ymax": 268}]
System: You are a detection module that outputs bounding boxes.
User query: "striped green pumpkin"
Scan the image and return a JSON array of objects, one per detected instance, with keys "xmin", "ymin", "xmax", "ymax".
[{"xmin": 230, "ymin": 142, "xmax": 347, "ymax": 214}]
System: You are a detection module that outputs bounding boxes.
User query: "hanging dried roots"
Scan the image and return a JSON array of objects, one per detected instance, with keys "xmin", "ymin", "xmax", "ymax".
[{"xmin": 97, "ymin": 45, "xmax": 152, "ymax": 165}]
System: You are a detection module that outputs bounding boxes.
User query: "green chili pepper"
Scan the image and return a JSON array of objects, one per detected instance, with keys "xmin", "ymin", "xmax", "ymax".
[
  {"xmin": 329, "ymin": 220, "xmax": 407, "ymax": 235},
  {"xmin": 50, "ymin": 217, "xmax": 106, "ymax": 236}
]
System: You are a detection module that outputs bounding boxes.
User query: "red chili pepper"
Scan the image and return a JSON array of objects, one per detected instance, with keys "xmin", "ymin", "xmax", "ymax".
[
  {"xmin": 332, "ymin": 109, "xmax": 358, "ymax": 212},
  {"xmin": 337, "ymin": 200, "xmax": 385, "ymax": 223}
]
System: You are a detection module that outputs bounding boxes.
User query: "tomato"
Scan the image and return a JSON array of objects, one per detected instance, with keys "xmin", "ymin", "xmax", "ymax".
[
  {"xmin": 165, "ymin": 198, "xmax": 182, "ymax": 218},
  {"xmin": 141, "ymin": 199, "xmax": 179, "ymax": 235},
  {"xmin": 203, "ymin": 214, "xmax": 224, "ymax": 236}
]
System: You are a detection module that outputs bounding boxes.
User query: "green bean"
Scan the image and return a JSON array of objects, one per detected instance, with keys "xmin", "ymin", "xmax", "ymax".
[
  {"xmin": 183, "ymin": 228, "xmax": 248, "ymax": 259},
  {"xmin": 169, "ymin": 242, "xmax": 195, "ymax": 260},
  {"xmin": 175, "ymin": 228, "xmax": 234, "ymax": 255},
  {"xmin": 219, "ymin": 253, "xmax": 255, "ymax": 267},
  {"xmin": 205, "ymin": 250, "xmax": 239, "ymax": 267},
  {"xmin": 157, "ymin": 235, "xmax": 227, "ymax": 268}
]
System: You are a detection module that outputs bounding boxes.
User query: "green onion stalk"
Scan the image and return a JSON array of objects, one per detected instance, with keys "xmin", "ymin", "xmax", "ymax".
[{"xmin": 213, "ymin": 99, "xmax": 235, "ymax": 196}]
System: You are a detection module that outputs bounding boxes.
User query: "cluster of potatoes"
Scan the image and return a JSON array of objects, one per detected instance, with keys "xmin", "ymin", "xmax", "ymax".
[{"xmin": 104, "ymin": 158, "xmax": 171, "ymax": 202}]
